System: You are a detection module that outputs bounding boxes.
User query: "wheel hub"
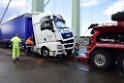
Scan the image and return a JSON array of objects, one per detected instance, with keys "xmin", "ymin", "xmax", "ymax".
[
  {"xmin": 43, "ymin": 50, "xmax": 48, "ymax": 56},
  {"xmin": 94, "ymin": 54, "xmax": 106, "ymax": 66}
]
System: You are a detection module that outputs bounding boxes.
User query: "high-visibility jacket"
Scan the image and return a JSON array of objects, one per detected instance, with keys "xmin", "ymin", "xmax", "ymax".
[
  {"xmin": 25, "ymin": 38, "xmax": 33, "ymax": 44},
  {"xmin": 11, "ymin": 36, "xmax": 21, "ymax": 48}
]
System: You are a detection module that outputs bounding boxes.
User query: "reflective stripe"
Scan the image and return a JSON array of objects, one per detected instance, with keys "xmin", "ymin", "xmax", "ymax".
[
  {"xmin": 13, "ymin": 43, "xmax": 19, "ymax": 44},
  {"xmin": 26, "ymin": 44, "xmax": 32, "ymax": 47},
  {"xmin": 26, "ymin": 46, "xmax": 32, "ymax": 47}
]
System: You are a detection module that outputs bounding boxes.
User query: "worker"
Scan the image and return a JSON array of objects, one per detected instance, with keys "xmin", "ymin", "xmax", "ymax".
[
  {"xmin": 11, "ymin": 34, "xmax": 21, "ymax": 62},
  {"xmin": 74, "ymin": 43, "xmax": 80, "ymax": 57},
  {"xmin": 25, "ymin": 36, "xmax": 33, "ymax": 56}
]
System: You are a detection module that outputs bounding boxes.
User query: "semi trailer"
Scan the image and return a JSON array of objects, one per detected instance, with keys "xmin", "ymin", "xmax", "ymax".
[
  {"xmin": 0, "ymin": 13, "xmax": 33, "ymax": 48},
  {"xmin": 0, "ymin": 13, "xmax": 75, "ymax": 57},
  {"xmin": 86, "ymin": 12, "xmax": 124, "ymax": 73}
]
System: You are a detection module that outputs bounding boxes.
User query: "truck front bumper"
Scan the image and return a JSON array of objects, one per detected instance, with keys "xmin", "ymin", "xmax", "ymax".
[{"xmin": 49, "ymin": 49, "xmax": 67, "ymax": 57}]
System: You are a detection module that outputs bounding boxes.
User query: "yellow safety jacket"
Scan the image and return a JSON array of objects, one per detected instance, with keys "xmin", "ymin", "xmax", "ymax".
[{"xmin": 11, "ymin": 36, "xmax": 21, "ymax": 48}]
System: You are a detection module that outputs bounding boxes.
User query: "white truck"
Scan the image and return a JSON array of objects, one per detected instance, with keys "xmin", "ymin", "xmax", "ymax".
[{"xmin": 32, "ymin": 13, "xmax": 75, "ymax": 57}]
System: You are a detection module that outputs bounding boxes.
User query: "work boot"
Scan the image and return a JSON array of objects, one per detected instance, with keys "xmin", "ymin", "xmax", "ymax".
[
  {"xmin": 16, "ymin": 58, "xmax": 20, "ymax": 61},
  {"xmin": 13, "ymin": 59, "xmax": 16, "ymax": 63}
]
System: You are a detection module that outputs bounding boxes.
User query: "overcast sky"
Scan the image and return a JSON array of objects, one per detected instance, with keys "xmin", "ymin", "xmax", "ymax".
[{"xmin": 0, "ymin": 0, "xmax": 124, "ymax": 36}]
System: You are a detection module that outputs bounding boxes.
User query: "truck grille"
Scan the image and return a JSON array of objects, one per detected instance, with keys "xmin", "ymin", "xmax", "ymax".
[
  {"xmin": 64, "ymin": 44, "xmax": 73, "ymax": 48},
  {"xmin": 59, "ymin": 39, "xmax": 74, "ymax": 49},
  {"xmin": 61, "ymin": 32, "xmax": 73, "ymax": 39},
  {"xmin": 59, "ymin": 39, "xmax": 74, "ymax": 44}
]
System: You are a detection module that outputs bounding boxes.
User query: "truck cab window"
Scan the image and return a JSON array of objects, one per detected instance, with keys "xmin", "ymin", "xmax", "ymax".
[{"xmin": 40, "ymin": 16, "xmax": 53, "ymax": 30}]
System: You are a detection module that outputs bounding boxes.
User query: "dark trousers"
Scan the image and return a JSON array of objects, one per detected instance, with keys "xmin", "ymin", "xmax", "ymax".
[{"xmin": 26, "ymin": 44, "xmax": 32, "ymax": 56}]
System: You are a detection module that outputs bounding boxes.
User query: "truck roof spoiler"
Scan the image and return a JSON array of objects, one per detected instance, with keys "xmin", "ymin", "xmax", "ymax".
[{"xmin": 88, "ymin": 23, "xmax": 98, "ymax": 29}]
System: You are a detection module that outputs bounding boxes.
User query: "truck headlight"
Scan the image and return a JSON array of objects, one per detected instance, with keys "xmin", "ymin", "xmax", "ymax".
[{"xmin": 57, "ymin": 45, "xmax": 63, "ymax": 49}]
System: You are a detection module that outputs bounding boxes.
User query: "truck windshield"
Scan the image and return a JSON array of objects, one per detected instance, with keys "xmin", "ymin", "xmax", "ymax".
[
  {"xmin": 55, "ymin": 20, "xmax": 66, "ymax": 29},
  {"xmin": 54, "ymin": 16, "xmax": 66, "ymax": 29}
]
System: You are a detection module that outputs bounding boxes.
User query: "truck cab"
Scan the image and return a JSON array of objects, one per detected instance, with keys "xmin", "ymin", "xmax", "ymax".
[
  {"xmin": 32, "ymin": 13, "xmax": 74, "ymax": 57},
  {"xmin": 86, "ymin": 12, "xmax": 124, "ymax": 73}
]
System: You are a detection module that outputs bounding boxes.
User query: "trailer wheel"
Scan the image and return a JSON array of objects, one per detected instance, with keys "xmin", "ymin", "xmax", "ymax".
[
  {"xmin": 90, "ymin": 49, "xmax": 113, "ymax": 70},
  {"xmin": 117, "ymin": 54, "xmax": 124, "ymax": 73},
  {"xmin": 41, "ymin": 47, "xmax": 49, "ymax": 58}
]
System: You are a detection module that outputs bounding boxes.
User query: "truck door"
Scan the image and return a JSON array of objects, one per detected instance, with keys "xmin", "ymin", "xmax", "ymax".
[{"xmin": 35, "ymin": 16, "xmax": 56, "ymax": 43}]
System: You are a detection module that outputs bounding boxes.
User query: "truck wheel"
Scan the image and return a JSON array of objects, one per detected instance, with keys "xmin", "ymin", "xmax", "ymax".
[
  {"xmin": 90, "ymin": 49, "xmax": 113, "ymax": 70},
  {"xmin": 117, "ymin": 54, "xmax": 124, "ymax": 73},
  {"xmin": 41, "ymin": 47, "xmax": 49, "ymax": 58}
]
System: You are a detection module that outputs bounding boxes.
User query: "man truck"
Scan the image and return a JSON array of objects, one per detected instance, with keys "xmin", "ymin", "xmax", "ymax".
[
  {"xmin": 0, "ymin": 13, "xmax": 75, "ymax": 57},
  {"xmin": 86, "ymin": 12, "xmax": 124, "ymax": 73}
]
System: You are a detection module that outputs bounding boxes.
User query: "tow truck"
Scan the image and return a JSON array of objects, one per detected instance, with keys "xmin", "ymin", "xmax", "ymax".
[{"xmin": 86, "ymin": 12, "xmax": 124, "ymax": 73}]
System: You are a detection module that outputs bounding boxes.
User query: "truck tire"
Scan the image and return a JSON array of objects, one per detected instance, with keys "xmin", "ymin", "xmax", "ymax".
[
  {"xmin": 117, "ymin": 54, "xmax": 124, "ymax": 73},
  {"xmin": 41, "ymin": 47, "xmax": 49, "ymax": 58},
  {"xmin": 90, "ymin": 49, "xmax": 113, "ymax": 70}
]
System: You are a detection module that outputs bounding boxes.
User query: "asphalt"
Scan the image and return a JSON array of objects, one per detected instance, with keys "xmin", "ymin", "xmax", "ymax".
[{"xmin": 0, "ymin": 48, "xmax": 124, "ymax": 83}]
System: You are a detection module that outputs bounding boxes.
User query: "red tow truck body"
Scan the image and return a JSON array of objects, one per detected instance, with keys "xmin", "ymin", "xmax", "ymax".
[{"xmin": 86, "ymin": 12, "xmax": 124, "ymax": 73}]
